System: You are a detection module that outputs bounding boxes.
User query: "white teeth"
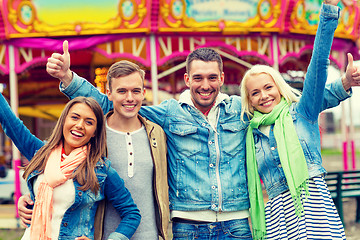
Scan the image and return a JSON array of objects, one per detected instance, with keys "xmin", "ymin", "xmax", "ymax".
[
  {"xmin": 71, "ymin": 131, "xmax": 83, "ymax": 137},
  {"xmin": 200, "ymin": 92, "xmax": 210, "ymax": 96},
  {"xmin": 262, "ymin": 100, "xmax": 272, "ymax": 107},
  {"xmin": 124, "ymin": 105, "xmax": 136, "ymax": 109}
]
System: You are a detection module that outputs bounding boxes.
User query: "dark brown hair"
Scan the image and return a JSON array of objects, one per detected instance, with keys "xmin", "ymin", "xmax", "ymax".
[{"xmin": 23, "ymin": 97, "xmax": 107, "ymax": 194}]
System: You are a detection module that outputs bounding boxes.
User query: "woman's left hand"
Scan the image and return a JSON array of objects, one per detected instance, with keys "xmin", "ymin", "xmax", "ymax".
[{"xmin": 75, "ymin": 236, "xmax": 91, "ymax": 240}]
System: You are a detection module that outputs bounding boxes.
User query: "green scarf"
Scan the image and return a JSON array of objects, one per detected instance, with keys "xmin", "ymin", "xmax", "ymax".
[{"xmin": 246, "ymin": 98, "xmax": 309, "ymax": 240}]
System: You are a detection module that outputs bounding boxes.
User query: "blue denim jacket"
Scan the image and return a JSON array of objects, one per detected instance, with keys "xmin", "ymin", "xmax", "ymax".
[
  {"xmin": 252, "ymin": 4, "xmax": 344, "ymax": 199},
  {"xmin": 62, "ymin": 84, "xmax": 250, "ymax": 212},
  {"xmin": 60, "ymin": 77, "xmax": 348, "ymax": 215},
  {"xmin": 140, "ymin": 94, "xmax": 251, "ymax": 212},
  {"xmin": 0, "ymin": 94, "xmax": 141, "ymax": 240},
  {"xmin": 60, "ymin": 4, "xmax": 349, "ymax": 210}
]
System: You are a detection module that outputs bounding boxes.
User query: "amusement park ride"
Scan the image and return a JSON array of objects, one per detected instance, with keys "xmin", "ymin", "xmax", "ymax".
[
  {"xmin": 0, "ymin": 0, "xmax": 359, "ymax": 107},
  {"xmin": 0, "ymin": 0, "xmax": 359, "ymax": 205}
]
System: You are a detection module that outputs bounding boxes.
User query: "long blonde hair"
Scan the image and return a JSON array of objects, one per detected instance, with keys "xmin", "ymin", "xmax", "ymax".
[
  {"xmin": 23, "ymin": 97, "xmax": 107, "ymax": 194},
  {"xmin": 240, "ymin": 65, "xmax": 301, "ymax": 121}
]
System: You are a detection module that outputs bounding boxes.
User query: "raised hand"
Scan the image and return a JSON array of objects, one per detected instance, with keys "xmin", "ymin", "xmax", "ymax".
[
  {"xmin": 46, "ymin": 40, "xmax": 73, "ymax": 87},
  {"xmin": 323, "ymin": 0, "xmax": 341, "ymax": 6},
  {"xmin": 74, "ymin": 236, "xmax": 91, "ymax": 240},
  {"xmin": 342, "ymin": 53, "xmax": 360, "ymax": 90}
]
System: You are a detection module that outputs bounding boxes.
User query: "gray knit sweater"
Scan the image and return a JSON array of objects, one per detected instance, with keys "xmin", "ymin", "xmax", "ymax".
[{"xmin": 103, "ymin": 124, "xmax": 158, "ymax": 240}]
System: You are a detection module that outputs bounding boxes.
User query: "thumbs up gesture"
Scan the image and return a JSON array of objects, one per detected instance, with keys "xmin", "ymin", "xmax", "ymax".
[
  {"xmin": 46, "ymin": 40, "xmax": 73, "ymax": 87},
  {"xmin": 341, "ymin": 53, "xmax": 360, "ymax": 91}
]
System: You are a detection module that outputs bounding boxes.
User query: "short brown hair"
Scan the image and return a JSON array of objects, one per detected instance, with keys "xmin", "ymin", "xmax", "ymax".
[
  {"xmin": 107, "ymin": 60, "xmax": 145, "ymax": 91},
  {"xmin": 186, "ymin": 48, "xmax": 223, "ymax": 74}
]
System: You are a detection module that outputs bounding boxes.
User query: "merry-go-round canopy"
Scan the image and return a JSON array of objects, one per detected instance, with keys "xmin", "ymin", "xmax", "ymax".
[{"xmin": 0, "ymin": 0, "xmax": 359, "ymax": 119}]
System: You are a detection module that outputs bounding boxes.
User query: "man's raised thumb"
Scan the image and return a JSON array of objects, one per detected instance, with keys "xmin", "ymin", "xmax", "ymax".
[
  {"xmin": 63, "ymin": 40, "xmax": 69, "ymax": 55},
  {"xmin": 347, "ymin": 53, "xmax": 354, "ymax": 68}
]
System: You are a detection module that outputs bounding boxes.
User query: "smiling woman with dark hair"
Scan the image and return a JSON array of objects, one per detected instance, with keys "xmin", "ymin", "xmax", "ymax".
[{"xmin": 0, "ymin": 94, "xmax": 141, "ymax": 240}]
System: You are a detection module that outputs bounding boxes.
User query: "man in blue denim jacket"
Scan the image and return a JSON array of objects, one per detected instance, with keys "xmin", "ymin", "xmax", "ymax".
[{"xmin": 45, "ymin": 5, "xmax": 353, "ymax": 237}]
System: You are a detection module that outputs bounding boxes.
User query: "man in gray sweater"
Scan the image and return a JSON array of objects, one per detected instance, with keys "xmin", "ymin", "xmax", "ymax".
[{"xmin": 94, "ymin": 60, "xmax": 169, "ymax": 240}]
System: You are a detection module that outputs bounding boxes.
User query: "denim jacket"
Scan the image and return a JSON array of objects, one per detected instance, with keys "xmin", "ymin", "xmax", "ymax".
[
  {"xmin": 60, "ymin": 3, "xmax": 349, "ymax": 210},
  {"xmin": 62, "ymin": 83, "xmax": 250, "ymax": 212},
  {"xmin": 60, "ymin": 74, "xmax": 349, "ymax": 215},
  {"xmin": 0, "ymin": 94, "xmax": 141, "ymax": 240},
  {"xmin": 252, "ymin": 4, "xmax": 345, "ymax": 199}
]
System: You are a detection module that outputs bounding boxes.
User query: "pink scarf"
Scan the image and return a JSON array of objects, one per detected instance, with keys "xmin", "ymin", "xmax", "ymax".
[{"xmin": 30, "ymin": 143, "xmax": 87, "ymax": 240}]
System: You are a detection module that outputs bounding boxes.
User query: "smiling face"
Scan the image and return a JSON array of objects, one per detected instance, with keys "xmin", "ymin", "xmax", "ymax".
[
  {"xmin": 107, "ymin": 72, "xmax": 145, "ymax": 121},
  {"xmin": 62, "ymin": 103, "xmax": 97, "ymax": 155},
  {"xmin": 184, "ymin": 60, "xmax": 224, "ymax": 113},
  {"xmin": 246, "ymin": 73, "xmax": 282, "ymax": 114}
]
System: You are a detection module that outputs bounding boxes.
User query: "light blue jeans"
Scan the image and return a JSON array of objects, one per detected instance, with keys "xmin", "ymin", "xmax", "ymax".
[{"xmin": 172, "ymin": 219, "xmax": 253, "ymax": 239}]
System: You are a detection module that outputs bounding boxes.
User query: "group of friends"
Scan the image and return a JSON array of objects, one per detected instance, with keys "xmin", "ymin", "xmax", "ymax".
[{"xmin": 0, "ymin": 0, "xmax": 359, "ymax": 239}]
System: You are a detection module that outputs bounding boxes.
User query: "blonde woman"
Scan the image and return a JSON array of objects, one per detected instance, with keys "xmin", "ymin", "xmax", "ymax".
[{"xmin": 240, "ymin": 1, "xmax": 353, "ymax": 239}]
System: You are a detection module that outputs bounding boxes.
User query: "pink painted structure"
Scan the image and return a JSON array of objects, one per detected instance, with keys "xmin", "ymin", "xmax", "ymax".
[{"xmin": 0, "ymin": 0, "xmax": 358, "ymax": 75}]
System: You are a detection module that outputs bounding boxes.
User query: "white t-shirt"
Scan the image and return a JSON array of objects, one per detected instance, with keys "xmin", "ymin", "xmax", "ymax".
[{"xmin": 22, "ymin": 174, "xmax": 75, "ymax": 240}]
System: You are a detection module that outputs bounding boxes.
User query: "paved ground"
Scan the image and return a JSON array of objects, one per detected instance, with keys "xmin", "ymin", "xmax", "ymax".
[
  {"xmin": 342, "ymin": 197, "xmax": 360, "ymax": 240},
  {"xmin": 315, "ymin": 153, "xmax": 360, "ymax": 239}
]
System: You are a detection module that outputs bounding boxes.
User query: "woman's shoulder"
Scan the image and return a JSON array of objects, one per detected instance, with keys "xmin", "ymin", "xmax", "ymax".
[{"xmin": 95, "ymin": 157, "xmax": 111, "ymax": 172}]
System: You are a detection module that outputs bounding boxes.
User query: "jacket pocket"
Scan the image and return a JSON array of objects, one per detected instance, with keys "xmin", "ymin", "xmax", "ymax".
[
  {"xmin": 299, "ymin": 139, "xmax": 315, "ymax": 164},
  {"xmin": 169, "ymin": 122, "xmax": 201, "ymax": 157},
  {"xmin": 220, "ymin": 121, "xmax": 247, "ymax": 157}
]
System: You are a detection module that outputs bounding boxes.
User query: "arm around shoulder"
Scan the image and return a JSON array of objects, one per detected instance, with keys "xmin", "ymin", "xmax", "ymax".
[{"xmin": 59, "ymin": 72, "xmax": 114, "ymax": 114}]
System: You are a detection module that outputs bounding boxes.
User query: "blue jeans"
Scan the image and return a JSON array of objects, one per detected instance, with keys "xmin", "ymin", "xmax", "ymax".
[{"xmin": 172, "ymin": 219, "xmax": 253, "ymax": 239}]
